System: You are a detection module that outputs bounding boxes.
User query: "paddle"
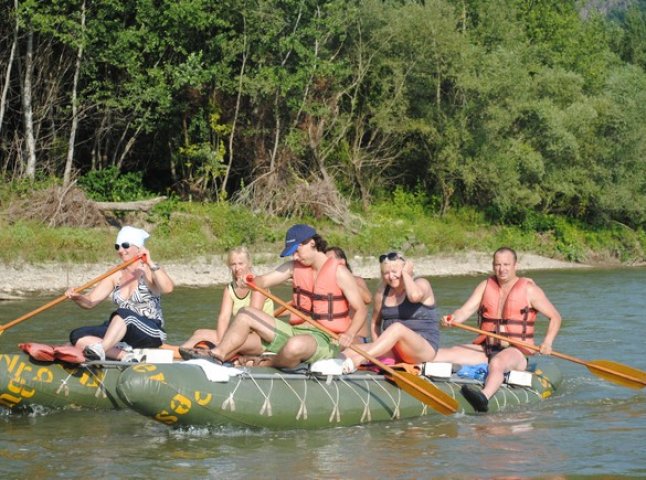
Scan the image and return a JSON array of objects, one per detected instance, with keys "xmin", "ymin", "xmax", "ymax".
[
  {"xmin": 246, "ymin": 275, "xmax": 458, "ymax": 415},
  {"xmin": 272, "ymin": 301, "xmax": 293, "ymax": 318},
  {"xmin": 0, "ymin": 254, "xmax": 146, "ymax": 335},
  {"xmin": 451, "ymin": 322, "xmax": 646, "ymax": 390}
]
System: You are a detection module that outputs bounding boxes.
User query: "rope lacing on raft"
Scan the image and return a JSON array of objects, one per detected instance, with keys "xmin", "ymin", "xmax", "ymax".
[
  {"xmin": 244, "ymin": 373, "xmax": 276, "ymax": 417},
  {"xmin": 310, "ymin": 376, "xmax": 341, "ymax": 423},
  {"xmin": 221, "ymin": 375, "xmax": 244, "ymax": 412},
  {"xmin": 366, "ymin": 375, "xmax": 402, "ymax": 420},
  {"xmin": 56, "ymin": 372, "xmax": 72, "ymax": 396},
  {"xmin": 279, "ymin": 374, "xmax": 309, "ymax": 421},
  {"xmin": 338, "ymin": 376, "xmax": 372, "ymax": 423},
  {"xmin": 85, "ymin": 366, "xmax": 108, "ymax": 399}
]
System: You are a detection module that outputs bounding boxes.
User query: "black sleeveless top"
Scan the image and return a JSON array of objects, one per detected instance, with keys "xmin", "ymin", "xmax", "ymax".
[{"xmin": 380, "ymin": 285, "xmax": 440, "ymax": 350}]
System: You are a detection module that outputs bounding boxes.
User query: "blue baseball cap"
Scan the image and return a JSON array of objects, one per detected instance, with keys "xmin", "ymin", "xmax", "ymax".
[{"xmin": 280, "ymin": 224, "xmax": 317, "ymax": 257}]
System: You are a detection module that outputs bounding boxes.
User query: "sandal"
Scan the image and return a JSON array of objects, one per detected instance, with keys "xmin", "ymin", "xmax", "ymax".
[
  {"xmin": 193, "ymin": 340, "xmax": 216, "ymax": 350},
  {"xmin": 237, "ymin": 355, "xmax": 274, "ymax": 367},
  {"xmin": 180, "ymin": 346, "xmax": 224, "ymax": 365},
  {"xmin": 461, "ymin": 384, "xmax": 489, "ymax": 412},
  {"xmin": 179, "ymin": 347, "xmax": 212, "ymax": 361}
]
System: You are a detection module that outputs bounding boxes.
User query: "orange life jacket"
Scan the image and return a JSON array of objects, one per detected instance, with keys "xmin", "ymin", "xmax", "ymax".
[
  {"xmin": 291, "ymin": 257, "xmax": 351, "ymax": 333},
  {"xmin": 474, "ymin": 276, "xmax": 537, "ymax": 356}
]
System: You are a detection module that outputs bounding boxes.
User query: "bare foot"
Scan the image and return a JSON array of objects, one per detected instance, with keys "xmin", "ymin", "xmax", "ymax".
[{"xmin": 237, "ymin": 354, "xmax": 274, "ymax": 367}]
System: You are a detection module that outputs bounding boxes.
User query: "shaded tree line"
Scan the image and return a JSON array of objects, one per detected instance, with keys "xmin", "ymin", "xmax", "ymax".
[{"xmin": 1, "ymin": 0, "xmax": 645, "ymax": 228}]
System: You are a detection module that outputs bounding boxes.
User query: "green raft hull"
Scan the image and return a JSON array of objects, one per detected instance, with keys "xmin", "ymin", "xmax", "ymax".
[
  {"xmin": 116, "ymin": 361, "xmax": 563, "ymax": 429},
  {"xmin": 0, "ymin": 352, "xmax": 127, "ymax": 412}
]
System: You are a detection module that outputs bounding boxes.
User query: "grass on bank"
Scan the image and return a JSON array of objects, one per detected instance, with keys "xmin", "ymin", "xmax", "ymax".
[{"xmin": 0, "ymin": 187, "xmax": 644, "ymax": 266}]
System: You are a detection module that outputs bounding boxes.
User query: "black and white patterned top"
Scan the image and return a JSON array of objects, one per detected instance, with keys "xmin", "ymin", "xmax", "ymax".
[{"xmin": 112, "ymin": 277, "xmax": 164, "ymax": 327}]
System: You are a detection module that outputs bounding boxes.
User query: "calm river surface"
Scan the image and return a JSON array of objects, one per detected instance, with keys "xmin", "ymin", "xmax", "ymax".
[{"xmin": 1, "ymin": 267, "xmax": 645, "ymax": 479}]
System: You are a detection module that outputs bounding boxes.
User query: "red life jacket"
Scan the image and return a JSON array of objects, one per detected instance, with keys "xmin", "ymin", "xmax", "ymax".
[
  {"xmin": 291, "ymin": 257, "xmax": 351, "ymax": 333},
  {"xmin": 474, "ymin": 276, "xmax": 537, "ymax": 355}
]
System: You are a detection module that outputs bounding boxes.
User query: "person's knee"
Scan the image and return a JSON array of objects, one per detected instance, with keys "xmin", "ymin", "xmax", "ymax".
[
  {"xmin": 387, "ymin": 322, "xmax": 408, "ymax": 337},
  {"xmin": 231, "ymin": 307, "xmax": 258, "ymax": 326},
  {"xmin": 488, "ymin": 356, "xmax": 508, "ymax": 373},
  {"xmin": 109, "ymin": 315, "xmax": 126, "ymax": 328},
  {"xmin": 193, "ymin": 328, "xmax": 212, "ymax": 337},
  {"xmin": 280, "ymin": 338, "xmax": 313, "ymax": 360}
]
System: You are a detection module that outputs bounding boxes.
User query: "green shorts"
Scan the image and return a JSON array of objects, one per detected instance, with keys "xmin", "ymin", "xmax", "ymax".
[{"xmin": 262, "ymin": 320, "xmax": 340, "ymax": 363}]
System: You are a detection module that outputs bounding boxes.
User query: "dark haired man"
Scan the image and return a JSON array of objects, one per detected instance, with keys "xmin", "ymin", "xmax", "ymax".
[{"xmin": 208, "ymin": 224, "xmax": 367, "ymax": 368}]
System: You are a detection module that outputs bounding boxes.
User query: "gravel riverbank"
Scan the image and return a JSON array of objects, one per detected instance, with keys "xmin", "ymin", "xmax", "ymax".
[{"xmin": 0, "ymin": 251, "xmax": 585, "ymax": 297}]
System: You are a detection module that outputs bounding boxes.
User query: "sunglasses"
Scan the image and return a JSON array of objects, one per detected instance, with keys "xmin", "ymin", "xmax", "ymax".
[
  {"xmin": 379, "ymin": 252, "xmax": 404, "ymax": 263},
  {"xmin": 114, "ymin": 242, "xmax": 132, "ymax": 250}
]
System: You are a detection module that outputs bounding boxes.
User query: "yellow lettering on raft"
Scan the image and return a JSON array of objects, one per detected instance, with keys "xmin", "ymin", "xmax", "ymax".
[
  {"xmin": 0, "ymin": 392, "xmax": 22, "ymax": 408},
  {"xmin": 170, "ymin": 393, "xmax": 192, "ymax": 415},
  {"xmin": 154, "ymin": 410, "xmax": 178, "ymax": 425},
  {"xmin": 1, "ymin": 354, "xmax": 20, "ymax": 374},
  {"xmin": 34, "ymin": 367, "xmax": 54, "ymax": 384},
  {"xmin": 149, "ymin": 372, "xmax": 166, "ymax": 382},
  {"xmin": 133, "ymin": 364, "xmax": 158, "ymax": 373},
  {"xmin": 14, "ymin": 361, "xmax": 32, "ymax": 379},
  {"xmin": 7, "ymin": 377, "xmax": 36, "ymax": 399},
  {"xmin": 80, "ymin": 369, "xmax": 107, "ymax": 388},
  {"xmin": 194, "ymin": 391, "xmax": 212, "ymax": 406}
]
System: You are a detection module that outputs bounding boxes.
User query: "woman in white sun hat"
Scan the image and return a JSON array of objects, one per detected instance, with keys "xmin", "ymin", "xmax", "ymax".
[{"xmin": 66, "ymin": 226, "xmax": 174, "ymax": 361}]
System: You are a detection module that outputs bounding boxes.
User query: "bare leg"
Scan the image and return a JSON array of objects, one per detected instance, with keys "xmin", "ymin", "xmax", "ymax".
[
  {"xmin": 434, "ymin": 343, "xmax": 488, "ymax": 364},
  {"xmin": 74, "ymin": 335, "xmax": 103, "ymax": 351},
  {"xmin": 266, "ymin": 335, "xmax": 317, "ymax": 369},
  {"xmin": 76, "ymin": 316, "xmax": 130, "ymax": 360},
  {"xmin": 481, "ymin": 347, "xmax": 527, "ymax": 399},
  {"xmin": 211, "ymin": 307, "xmax": 277, "ymax": 362},
  {"xmin": 100, "ymin": 315, "xmax": 127, "ymax": 351},
  {"xmin": 181, "ymin": 329, "xmax": 220, "ymax": 348},
  {"xmin": 345, "ymin": 323, "xmax": 437, "ymax": 367}
]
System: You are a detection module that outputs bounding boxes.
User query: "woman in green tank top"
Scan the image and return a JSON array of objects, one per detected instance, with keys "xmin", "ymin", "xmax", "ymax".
[{"xmin": 180, "ymin": 247, "xmax": 273, "ymax": 351}]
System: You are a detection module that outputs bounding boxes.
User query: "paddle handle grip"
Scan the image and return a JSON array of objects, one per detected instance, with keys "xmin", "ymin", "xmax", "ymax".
[{"xmin": 0, "ymin": 254, "xmax": 145, "ymax": 332}]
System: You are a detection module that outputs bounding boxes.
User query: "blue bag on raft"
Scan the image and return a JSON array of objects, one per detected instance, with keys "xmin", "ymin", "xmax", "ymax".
[{"xmin": 456, "ymin": 363, "xmax": 489, "ymax": 381}]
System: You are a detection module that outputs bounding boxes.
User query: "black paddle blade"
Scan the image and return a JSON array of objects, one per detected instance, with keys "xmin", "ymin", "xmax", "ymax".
[
  {"xmin": 388, "ymin": 371, "xmax": 458, "ymax": 415},
  {"xmin": 587, "ymin": 360, "xmax": 646, "ymax": 390}
]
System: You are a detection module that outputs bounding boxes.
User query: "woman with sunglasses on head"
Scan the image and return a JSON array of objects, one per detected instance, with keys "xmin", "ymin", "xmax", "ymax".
[
  {"xmin": 342, "ymin": 252, "xmax": 439, "ymax": 373},
  {"xmin": 65, "ymin": 226, "xmax": 174, "ymax": 361}
]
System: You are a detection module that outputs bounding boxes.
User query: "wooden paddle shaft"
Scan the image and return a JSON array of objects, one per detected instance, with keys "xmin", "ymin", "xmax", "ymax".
[
  {"xmin": 0, "ymin": 254, "xmax": 145, "ymax": 332},
  {"xmin": 452, "ymin": 321, "xmax": 646, "ymax": 385},
  {"xmin": 272, "ymin": 301, "xmax": 293, "ymax": 317}
]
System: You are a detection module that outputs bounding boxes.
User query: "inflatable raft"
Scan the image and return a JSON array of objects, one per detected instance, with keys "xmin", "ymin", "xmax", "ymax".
[
  {"xmin": 0, "ymin": 351, "xmax": 128, "ymax": 412},
  {"xmin": 1, "ymin": 350, "xmax": 562, "ymax": 426},
  {"xmin": 116, "ymin": 360, "xmax": 563, "ymax": 429}
]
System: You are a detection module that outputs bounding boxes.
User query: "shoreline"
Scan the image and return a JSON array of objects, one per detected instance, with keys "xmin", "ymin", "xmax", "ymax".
[{"xmin": 0, "ymin": 251, "xmax": 589, "ymax": 298}]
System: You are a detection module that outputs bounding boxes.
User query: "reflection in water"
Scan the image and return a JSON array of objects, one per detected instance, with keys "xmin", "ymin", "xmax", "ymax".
[{"xmin": 1, "ymin": 269, "xmax": 646, "ymax": 478}]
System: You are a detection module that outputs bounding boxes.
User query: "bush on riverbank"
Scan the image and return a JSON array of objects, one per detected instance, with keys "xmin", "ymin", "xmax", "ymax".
[{"xmin": 0, "ymin": 183, "xmax": 644, "ymax": 266}]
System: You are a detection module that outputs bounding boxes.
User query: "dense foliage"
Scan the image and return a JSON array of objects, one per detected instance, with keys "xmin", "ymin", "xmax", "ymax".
[{"xmin": 1, "ymin": 0, "xmax": 645, "ymax": 230}]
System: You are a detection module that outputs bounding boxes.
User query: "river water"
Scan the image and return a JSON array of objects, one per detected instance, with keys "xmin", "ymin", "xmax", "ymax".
[{"xmin": 1, "ymin": 267, "xmax": 645, "ymax": 479}]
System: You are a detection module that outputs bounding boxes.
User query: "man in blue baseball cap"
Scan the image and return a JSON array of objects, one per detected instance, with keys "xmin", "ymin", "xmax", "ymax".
[
  {"xmin": 204, "ymin": 224, "xmax": 367, "ymax": 368},
  {"xmin": 280, "ymin": 224, "xmax": 317, "ymax": 257}
]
